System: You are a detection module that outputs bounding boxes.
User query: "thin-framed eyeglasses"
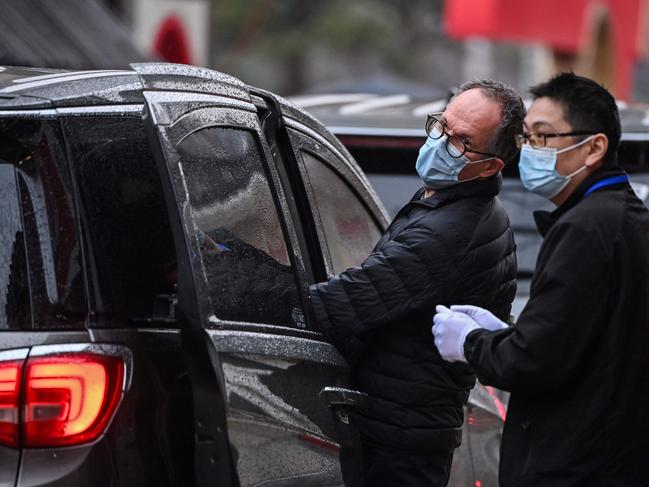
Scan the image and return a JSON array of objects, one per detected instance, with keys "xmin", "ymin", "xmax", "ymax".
[
  {"xmin": 515, "ymin": 131, "xmax": 595, "ymax": 149},
  {"xmin": 425, "ymin": 113, "xmax": 499, "ymax": 159}
]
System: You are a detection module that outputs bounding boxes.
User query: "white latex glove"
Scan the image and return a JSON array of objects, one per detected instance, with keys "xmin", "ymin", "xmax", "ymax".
[
  {"xmin": 450, "ymin": 305, "xmax": 508, "ymax": 331},
  {"xmin": 432, "ymin": 305, "xmax": 481, "ymax": 363}
]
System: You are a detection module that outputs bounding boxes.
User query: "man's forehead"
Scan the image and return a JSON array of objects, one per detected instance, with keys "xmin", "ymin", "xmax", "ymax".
[
  {"xmin": 444, "ymin": 89, "xmax": 501, "ymax": 132},
  {"xmin": 525, "ymin": 97, "xmax": 569, "ymax": 130}
]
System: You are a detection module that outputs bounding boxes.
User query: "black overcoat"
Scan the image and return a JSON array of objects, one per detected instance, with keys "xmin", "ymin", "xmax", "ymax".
[{"xmin": 465, "ymin": 167, "xmax": 649, "ymax": 486}]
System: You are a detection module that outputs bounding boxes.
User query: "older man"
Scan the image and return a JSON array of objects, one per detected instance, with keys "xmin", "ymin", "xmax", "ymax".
[
  {"xmin": 434, "ymin": 73, "xmax": 649, "ymax": 486},
  {"xmin": 310, "ymin": 79, "xmax": 525, "ymax": 486}
]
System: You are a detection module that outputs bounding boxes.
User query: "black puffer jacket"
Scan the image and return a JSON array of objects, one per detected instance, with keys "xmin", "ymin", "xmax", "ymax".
[{"xmin": 309, "ymin": 175, "xmax": 516, "ymax": 453}]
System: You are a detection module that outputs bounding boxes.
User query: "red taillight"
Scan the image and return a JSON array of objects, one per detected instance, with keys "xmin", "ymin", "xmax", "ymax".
[
  {"xmin": 0, "ymin": 361, "xmax": 22, "ymax": 448},
  {"xmin": 23, "ymin": 353, "xmax": 125, "ymax": 447},
  {"xmin": 0, "ymin": 350, "xmax": 127, "ymax": 449}
]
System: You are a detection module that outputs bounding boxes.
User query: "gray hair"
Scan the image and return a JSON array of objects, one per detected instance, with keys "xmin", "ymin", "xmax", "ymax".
[{"xmin": 456, "ymin": 79, "xmax": 525, "ymax": 165}]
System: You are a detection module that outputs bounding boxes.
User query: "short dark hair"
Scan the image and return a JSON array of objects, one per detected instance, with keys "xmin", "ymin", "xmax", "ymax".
[
  {"xmin": 457, "ymin": 79, "xmax": 526, "ymax": 165},
  {"xmin": 529, "ymin": 72, "xmax": 621, "ymax": 165}
]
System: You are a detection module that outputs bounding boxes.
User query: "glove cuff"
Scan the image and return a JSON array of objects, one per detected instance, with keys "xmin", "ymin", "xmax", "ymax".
[{"xmin": 457, "ymin": 323, "xmax": 481, "ymax": 363}]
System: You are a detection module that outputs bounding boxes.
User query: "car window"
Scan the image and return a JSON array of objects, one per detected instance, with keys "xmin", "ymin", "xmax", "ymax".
[
  {"xmin": 300, "ymin": 150, "xmax": 382, "ymax": 274},
  {"xmin": 0, "ymin": 163, "xmax": 31, "ymax": 329},
  {"xmin": 175, "ymin": 126, "xmax": 302, "ymax": 327},
  {"xmin": 1, "ymin": 118, "xmax": 86, "ymax": 329},
  {"xmin": 64, "ymin": 116, "xmax": 176, "ymax": 324}
]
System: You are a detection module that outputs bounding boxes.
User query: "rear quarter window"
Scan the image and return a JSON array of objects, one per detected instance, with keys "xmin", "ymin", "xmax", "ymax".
[
  {"xmin": 0, "ymin": 163, "xmax": 30, "ymax": 329},
  {"xmin": 0, "ymin": 118, "xmax": 86, "ymax": 330}
]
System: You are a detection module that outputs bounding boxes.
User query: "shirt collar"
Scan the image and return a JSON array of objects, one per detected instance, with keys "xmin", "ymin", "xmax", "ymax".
[{"xmin": 533, "ymin": 165, "xmax": 629, "ymax": 237}]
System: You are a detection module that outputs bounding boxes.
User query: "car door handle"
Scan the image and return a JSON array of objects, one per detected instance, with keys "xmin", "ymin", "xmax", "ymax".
[{"xmin": 320, "ymin": 387, "xmax": 368, "ymax": 408}]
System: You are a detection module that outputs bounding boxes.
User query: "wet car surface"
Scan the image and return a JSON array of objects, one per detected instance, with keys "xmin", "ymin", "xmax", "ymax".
[{"xmin": 0, "ymin": 63, "xmax": 390, "ymax": 486}]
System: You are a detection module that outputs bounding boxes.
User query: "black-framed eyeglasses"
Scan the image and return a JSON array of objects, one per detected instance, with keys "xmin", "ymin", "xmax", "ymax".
[
  {"xmin": 515, "ymin": 131, "xmax": 595, "ymax": 149},
  {"xmin": 425, "ymin": 113, "xmax": 498, "ymax": 159}
]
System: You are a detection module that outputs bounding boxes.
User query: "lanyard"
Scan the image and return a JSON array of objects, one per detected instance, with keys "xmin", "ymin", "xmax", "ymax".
[{"xmin": 583, "ymin": 175, "xmax": 629, "ymax": 198}]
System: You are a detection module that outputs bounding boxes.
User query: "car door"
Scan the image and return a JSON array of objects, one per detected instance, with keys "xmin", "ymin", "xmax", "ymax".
[
  {"xmin": 134, "ymin": 63, "xmax": 355, "ymax": 487},
  {"xmin": 58, "ymin": 109, "xmax": 200, "ymax": 487}
]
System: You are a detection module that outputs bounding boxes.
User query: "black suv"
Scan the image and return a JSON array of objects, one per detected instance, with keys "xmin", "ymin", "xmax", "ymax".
[
  {"xmin": 0, "ymin": 65, "xmax": 514, "ymax": 486},
  {"xmin": 0, "ymin": 63, "xmax": 394, "ymax": 486}
]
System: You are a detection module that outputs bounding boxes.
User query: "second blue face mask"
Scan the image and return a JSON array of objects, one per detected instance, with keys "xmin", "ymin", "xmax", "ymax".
[{"xmin": 518, "ymin": 135, "xmax": 594, "ymax": 199}]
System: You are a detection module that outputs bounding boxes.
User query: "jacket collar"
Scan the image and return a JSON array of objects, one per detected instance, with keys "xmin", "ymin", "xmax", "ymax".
[
  {"xmin": 533, "ymin": 165, "xmax": 629, "ymax": 237},
  {"xmin": 412, "ymin": 174, "xmax": 502, "ymax": 209}
]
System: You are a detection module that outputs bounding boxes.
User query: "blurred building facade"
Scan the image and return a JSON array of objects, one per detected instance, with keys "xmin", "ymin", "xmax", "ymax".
[
  {"xmin": 0, "ymin": 0, "xmax": 148, "ymax": 70},
  {"xmin": 2, "ymin": 0, "xmax": 649, "ymax": 101}
]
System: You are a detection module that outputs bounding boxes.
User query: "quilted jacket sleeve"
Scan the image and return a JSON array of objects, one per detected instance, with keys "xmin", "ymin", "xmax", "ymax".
[{"xmin": 309, "ymin": 223, "xmax": 460, "ymax": 361}]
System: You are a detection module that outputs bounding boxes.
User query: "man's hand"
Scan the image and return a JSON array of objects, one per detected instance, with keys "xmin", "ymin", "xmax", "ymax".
[
  {"xmin": 432, "ymin": 305, "xmax": 481, "ymax": 363},
  {"xmin": 449, "ymin": 305, "xmax": 508, "ymax": 331}
]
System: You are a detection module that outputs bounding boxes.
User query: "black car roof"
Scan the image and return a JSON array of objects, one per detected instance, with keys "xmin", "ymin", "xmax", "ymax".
[
  {"xmin": 0, "ymin": 65, "xmax": 276, "ymax": 112},
  {"xmin": 0, "ymin": 64, "xmax": 355, "ymax": 165},
  {"xmin": 0, "ymin": 66, "xmax": 143, "ymax": 109}
]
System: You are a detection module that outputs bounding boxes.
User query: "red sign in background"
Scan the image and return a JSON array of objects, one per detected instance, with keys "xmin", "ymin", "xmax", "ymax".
[{"xmin": 443, "ymin": 0, "xmax": 648, "ymax": 99}]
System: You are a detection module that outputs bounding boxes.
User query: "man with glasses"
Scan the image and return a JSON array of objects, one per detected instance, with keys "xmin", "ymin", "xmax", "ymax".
[
  {"xmin": 309, "ymin": 80, "xmax": 524, "ymax": 486},
  {"xmin": 433, "ymin": 73, "xmax": 649, "ymax": 486}
]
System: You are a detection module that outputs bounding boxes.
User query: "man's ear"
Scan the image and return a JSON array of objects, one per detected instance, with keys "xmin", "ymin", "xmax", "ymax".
[
  {"xmin": 585, "ymin": 133, "xmax": 608, "ymax": 168},
  {"xmin": 478, "ymin": 158, "xmax": 504, "ymax": 178}
]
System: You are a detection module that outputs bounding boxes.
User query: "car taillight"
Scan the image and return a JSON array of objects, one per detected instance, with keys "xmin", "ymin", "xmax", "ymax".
[
  {"xmin": 24, "ymin": 353, "xmax": 125, "ymax": 447},
  {"xmin": 0, "ymin": 361, "xmax": 22, "ymax": 448},
  {"xmin": 0, "ymin": 348, "xmax": 128, "ymax": 449}
]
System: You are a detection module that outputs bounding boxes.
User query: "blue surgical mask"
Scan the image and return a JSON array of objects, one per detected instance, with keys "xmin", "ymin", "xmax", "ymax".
[
  {"xmin": 415, "ymin": 133, "xmax": 493, "ymax": 190},
  {"xmin": 518, "ymin": 135, "xmax": 594, "ymax": 199}
]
